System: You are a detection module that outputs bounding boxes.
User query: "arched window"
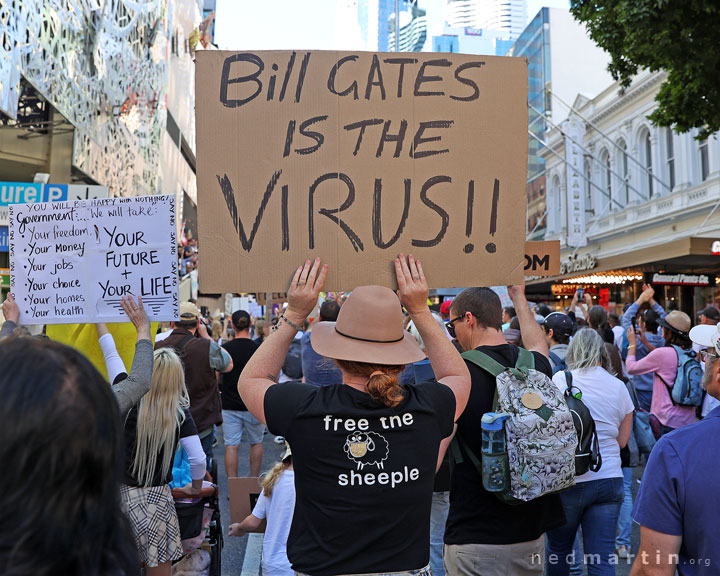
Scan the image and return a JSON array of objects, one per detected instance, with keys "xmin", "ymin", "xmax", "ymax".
[
  {"xmin": 665, "ymin": 128, "xmax": 675, "ymax": 190},
  {"xmin": 638, "ymin": 128, "xmax": 653, "ymax": 198},
  {"xmin": 617, "ymin": 139, "xmax": 629, "ymax": 206},
  {"xmin": 599, "ymin": 148, "xmax": 611, "ymax": 210},
  {"xmin": 551, "ymin": 175, "xmax": 563, "ymax": 233},
  {"xmin": 700, "ymin": 139, "xmax": 709, "ymax": 182}
]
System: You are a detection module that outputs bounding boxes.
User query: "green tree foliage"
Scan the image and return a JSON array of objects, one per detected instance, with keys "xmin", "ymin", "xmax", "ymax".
[{"xmin": 570, "ymin": 0, "xmax": 720, "ymax": 139}]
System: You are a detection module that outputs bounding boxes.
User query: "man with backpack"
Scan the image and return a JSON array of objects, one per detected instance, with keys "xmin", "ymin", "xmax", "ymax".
[
  {"xmin": 542, "ymin": 311, "xmax": 573, "ymax": 374},
  {"xmin": 443, "ymin": 285, "xmax": 567, "ymax": 576}
]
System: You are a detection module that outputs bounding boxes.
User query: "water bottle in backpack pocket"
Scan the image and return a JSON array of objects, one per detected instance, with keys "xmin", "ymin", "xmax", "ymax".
[
  {"xmin": 563, "ymin": 371, "xmax": 602, "ymax": 476},
  {"xmin": 480, "ymin": 413, "xmax": 511, "ymax": 493}
]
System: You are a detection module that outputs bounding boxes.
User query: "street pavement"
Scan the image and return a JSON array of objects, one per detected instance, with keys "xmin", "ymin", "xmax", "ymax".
[{"xmin": 210, "ymin": 424, "xmax": 642, "ymax": 576}]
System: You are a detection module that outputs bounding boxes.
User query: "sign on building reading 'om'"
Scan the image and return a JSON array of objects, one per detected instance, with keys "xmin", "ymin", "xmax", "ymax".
[
  {"xmin": 195, "ymin": 50, "xmax": 529, "ymax": 292},
  {"xmin": 9, "ymin": 195, "xmax": 179, "ymax": 324}
]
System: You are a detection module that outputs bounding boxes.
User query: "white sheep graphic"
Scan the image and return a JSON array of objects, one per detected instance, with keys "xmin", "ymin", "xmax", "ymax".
[{"xmin": 344, "ymin": 431, "xmax": 390, "ymax": 470}]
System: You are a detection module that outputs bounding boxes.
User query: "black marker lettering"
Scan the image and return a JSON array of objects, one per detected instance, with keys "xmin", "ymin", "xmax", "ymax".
[
  {"xmin": 281, "ymin": 184, "xmax": 290, "ymax": 251},
  {"xmin": 327, "ymin": 55, "xmax": 359, "ymax": 99},
  {"xmin": 295, "ymin": 52, "xmax": 311, "ymax": 103},
  {"xmin": 365, "ymin": 54, "xmax": 386, "ymax": 100},
  {"xmin": 372, "ymin": 178, "xmax": 411, "ymax": 249},
  {"xmin": 296, "ymin": 115, "xmax": 328, "ymax": 155},
  {"xmin": 220, "ymin": 53, "xmax": 264, "ymax": 108},
  {"xmin": 383, "ymin": 57, "xmax": 418, "ymax": 98},
  {"xmin": 451, "ymin": 61, "xmax": 485, "ymax": 102},
  {"xmin": 410, "ymin": 120, "xmax": 453, "ymax": 159},
  {"xmin": 376, "ymin": 119, "xmax": 408, "ymax": 158},
  {"xmin": 308, "ymin": 173, "xmax": 363, "ymax": 252},
  {"xmin": 344, "ymin": 118, "xmax": 384, "ymax": 156},
  {"xmin": 278, "ymin": 51, "xmax": 297, "ymax": 102},
  {"xmin": 283, "ymin": 120, "xmax": 296, "ymax": 158},
  {"xmin": 414, "ymin": 59, "xmax": 452, "ymax": 97},
  {"xmin": 464, "ymin": 180, "xmax": 474, "ymax": 253},
  {"xmin": 412, "ymin": 176, "xmax": 451, "ymax": 248}
]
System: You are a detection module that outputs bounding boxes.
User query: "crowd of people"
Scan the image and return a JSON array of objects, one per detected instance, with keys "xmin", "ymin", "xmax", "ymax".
[{"xmin": 1, "ymin": 258, "xmax": 718, "ymax": 576}]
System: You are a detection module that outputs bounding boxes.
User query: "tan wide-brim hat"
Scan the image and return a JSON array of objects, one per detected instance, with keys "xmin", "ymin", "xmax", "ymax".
[
  {"xmin": 311, "ymin": 285, "xmax": 425, "ymax": 366},
  {"xmin": 658, "ymin": 310, "xmax": 692, "ymax": 336}
]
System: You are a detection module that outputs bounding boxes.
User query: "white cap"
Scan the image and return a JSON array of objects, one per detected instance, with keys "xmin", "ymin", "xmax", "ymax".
[{"xmin": 689, "ymin": 321, "xmax": 720, "ymax": 354}]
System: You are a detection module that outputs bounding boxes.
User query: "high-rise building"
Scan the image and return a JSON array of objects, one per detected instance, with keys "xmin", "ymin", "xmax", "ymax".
[
  {"xmin": 356, "ymin": 0, "xmax": 427, "ymax": 52},
  {"xmin": 445, "ymin": 0, "xmax": 527, "ymax": 40},
  {"xmin": 388, "ymin": 1, "xmax": 428, "ymax": 52}
]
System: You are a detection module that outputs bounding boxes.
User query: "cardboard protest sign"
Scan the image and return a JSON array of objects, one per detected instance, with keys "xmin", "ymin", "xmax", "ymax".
[
  {"xmin": 9, "ymin": 195, "xmax": 179, "ymax": 324},
  {"xmin": 524, "ymin": 241, "xmax": 560, "ymax": 276},
  {"xmin": 195, "ymin": 51, "xmax": 528, "ymax": 292},
  {"xmin": 229, "ymin": 477, "xmax": 266, "ymax": 533},
  {"xmin": 47, "ymin": 321, "xmax": 159, "ymax": 381}
]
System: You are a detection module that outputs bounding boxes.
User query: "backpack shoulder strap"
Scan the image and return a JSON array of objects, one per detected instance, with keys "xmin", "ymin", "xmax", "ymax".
[
  {"xmin": 462, "ymin": 349, "xmax": 507, "ymax": 377},
  {"xmin": 548, "ymin": 351, "xmax": 561, "ymax": 366},
  {"xmin": 564, "ymin": 369, "xmax": 573, "ymax": 392},
  {"xmin": 175, "ymin": 334, "xmax": 195, "ymax": 354},
  {"xmin": 516, "ymin": 347, "xmax": 535, "ymax": 372}
]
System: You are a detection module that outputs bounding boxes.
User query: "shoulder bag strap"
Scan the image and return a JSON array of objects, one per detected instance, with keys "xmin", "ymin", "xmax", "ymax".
[
  {"xmin": 175, "ymin": 334, "xmax": 195, "ymax": 355},
  {"xmin": 461, "ymin": 349, "xmax": 506, "ymax": 377}
]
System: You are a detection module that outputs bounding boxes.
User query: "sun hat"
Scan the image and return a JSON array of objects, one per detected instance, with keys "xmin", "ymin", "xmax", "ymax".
[
  {"xmin": 689, "ymin": 322, "xmax": 720, "ymax": 355},
  {"xmin": 658, "ymin": 310, "xmax": 691, "ymax": 336},
  {"xmin": 311, "ymin": 285, "xmax": 425, "ymax": 365}
]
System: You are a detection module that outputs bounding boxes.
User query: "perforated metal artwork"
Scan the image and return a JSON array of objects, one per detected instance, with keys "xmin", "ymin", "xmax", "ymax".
[{"xmin": 0, "ymin": 0, "xmax": 169, "ymax": 196}]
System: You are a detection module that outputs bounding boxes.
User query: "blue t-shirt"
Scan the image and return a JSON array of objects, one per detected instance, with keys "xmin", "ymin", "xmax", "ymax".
[
  {"xmin": 301, "ymin": 331, "xmax": 342, "ymax": 387},
  {"xmin": 632, "ymin": 406, "xmax": 720, "ymax": 575}
]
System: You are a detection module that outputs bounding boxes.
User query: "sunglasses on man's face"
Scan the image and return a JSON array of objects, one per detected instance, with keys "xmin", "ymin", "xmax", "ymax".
[
  {"xmin": 445, "ymin": 315, "xmax": 464, "ymax": 339},
  {"xmin": 700, "ymin": 349, "xmax": 720, "ymax": 363}
]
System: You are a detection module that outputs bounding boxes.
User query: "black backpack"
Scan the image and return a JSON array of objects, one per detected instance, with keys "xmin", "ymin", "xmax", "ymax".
[
  {"xmin": 563, "ymin": 371, "xmax": 602, "ymax": 476},
  {"xmin": 282, "ymin": 338, "xmax": 303, "ymax": 380}
]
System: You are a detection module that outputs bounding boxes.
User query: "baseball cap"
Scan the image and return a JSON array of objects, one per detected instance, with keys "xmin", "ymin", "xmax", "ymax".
[
  {"xmin": 699, "ymin": 306, "xmax": 720, "ymax": 322},
  {"xmin": 440, "ymin": 300, "xmax": 453, "ymax": 316},
  {"xmin": 543, "ymin": 311, "xmax": 573, "ymax": 338},
  {"xmin": 179, "ymin": 301, "xmax": 200, "ymax": 322}
]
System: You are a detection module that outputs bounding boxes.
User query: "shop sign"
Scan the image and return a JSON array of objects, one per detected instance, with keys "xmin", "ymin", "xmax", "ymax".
[
  {"xmin": 560, "ymin": 253, "xmax": 596, "ymax": 275},
  {"xmin": 0, "ymin": 226, "xmax": 7, "ymax": 252},
  {"xmin": 711, "ymin": 240, "xmax": 720, "ymax": 255},
  {"xmin": 552, "ymin": 284, "xmax": 598, "ymax": 297},
  {"xmin": 650, "ymin": 273, "xmax": 711, "ymax": 286},
  {"xmin": 0, "ymin": 268, "xmax": 9, "ymax": 287}
]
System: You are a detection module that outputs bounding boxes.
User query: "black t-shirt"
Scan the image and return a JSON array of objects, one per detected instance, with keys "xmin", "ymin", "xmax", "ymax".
[
  {"xmin": 123, "ymin": 406, "xmax": 197, "ymax": 487},
  {"xmin": 444, "ymin": 344, "xmax": 566, "ymax": 545},
  {"xmin": 265, "ymin": 381, "xmax": 456, "ymax": 576},
  {"xmin": 221, "ymin": 338, "xmax": 260, "ymax": 411}
]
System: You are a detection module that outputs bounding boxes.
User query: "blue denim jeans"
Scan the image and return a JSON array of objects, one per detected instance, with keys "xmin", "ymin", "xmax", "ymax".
[
  {"xmin": 199, "ymin": 426, "xmax": 216, "ymax": 470},
  {"xmin": 430, "ymin": 491, "xmax": 450, "ymax": 576},
  {"xmin": 615, "ymin": 468, "xmax": 633, "ymax": 548},
  {"xmin": 546, "ymin": 478, "xmax": 624, "ymax": 576}
]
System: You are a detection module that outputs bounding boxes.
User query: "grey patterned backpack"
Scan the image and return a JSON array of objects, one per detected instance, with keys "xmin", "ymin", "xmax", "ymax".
[{"xmin": 458, "ymin": 348, "xmax": 577, "ymax": 504}]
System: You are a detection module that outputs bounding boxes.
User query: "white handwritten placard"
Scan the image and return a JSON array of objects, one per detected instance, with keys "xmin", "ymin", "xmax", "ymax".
[{"xmin": 9, "ymin": 195, "xmax": 179, "ymax": 324}]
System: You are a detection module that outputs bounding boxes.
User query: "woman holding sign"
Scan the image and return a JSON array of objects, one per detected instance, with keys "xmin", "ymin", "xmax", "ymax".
[{"xmin": 238, "ymin": 255, "xmax": 470, "ymax": 576}]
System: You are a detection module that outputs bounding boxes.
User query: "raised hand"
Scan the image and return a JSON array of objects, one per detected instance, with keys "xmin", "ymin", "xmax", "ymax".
[
  {"xmin": 120, "ymin": 295, "xmax": 151, "ymax": 341},
  {"xmin": 286, "ymin": 258, "xmax": 328, "ymax": 321},
  {"xmin": 395, "ymin": 253, "xmax": 428, "ymax": 315},
  {"xmin": 2, "ymin": 292, "xmax": 19, "ymax": 324}
]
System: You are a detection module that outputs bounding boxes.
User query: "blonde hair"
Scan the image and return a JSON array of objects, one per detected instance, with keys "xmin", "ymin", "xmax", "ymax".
[
  {"xmin": 260, "ymin": 458, "xmax": 292, "ymax": 498},
  {"xmin": 131, "ymin": 348, "xmax": 190, "ymax": 487},
  {"xmin": 211, "ymin": 320, "xmax": 222, "ymax": 341}
]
